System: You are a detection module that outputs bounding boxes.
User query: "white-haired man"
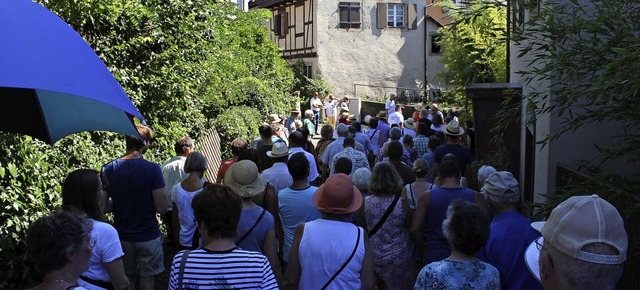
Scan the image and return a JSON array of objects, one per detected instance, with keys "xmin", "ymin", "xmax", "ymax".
[{"xmin": 524, "ymin": 194, "xmax": 628, "ymax": 290}]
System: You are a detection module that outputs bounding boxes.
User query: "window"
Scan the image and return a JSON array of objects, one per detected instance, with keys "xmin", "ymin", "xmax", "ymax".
[
  {"xmin": 274, "ymin": 13, "xmax": 288, "ymax": 37},
  {"xmin": 387, "ymin": 3, "xmax": 404, "ymax": 28},
  {"xmin": 431, "ymin": 33, "xmax": 441, "ymax": 54},
  {"xmin": 304, "ymin": 65, "xmax": 313, "ymax": 78},
  {"xmin": 339, "ymin": 2, "xmax": 361, "ymax": 29}
]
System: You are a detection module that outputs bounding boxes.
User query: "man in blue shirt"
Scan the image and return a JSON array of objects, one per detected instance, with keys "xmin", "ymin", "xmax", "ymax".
[
  {"xmin": 102, "ymin": 124, "xmax": 168, "ymax": 290},
  {"xmin": 478, "ymin": 171, "xmax": 542, "ymax": 290}
]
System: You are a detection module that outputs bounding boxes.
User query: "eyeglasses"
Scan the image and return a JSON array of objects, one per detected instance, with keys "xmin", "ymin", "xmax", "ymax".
[{"xmin": 535, "ymin": 236, "xmax": 544, "ymax": 251}]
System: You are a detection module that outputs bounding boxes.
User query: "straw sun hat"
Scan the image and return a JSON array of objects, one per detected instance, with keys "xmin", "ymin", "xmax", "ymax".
[{"xmin": 224, "ymin": 160, "xmax": 266, "ymax": 198}]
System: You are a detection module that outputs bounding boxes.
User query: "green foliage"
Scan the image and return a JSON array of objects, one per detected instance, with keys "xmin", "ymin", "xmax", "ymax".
[
  {"xmin": 291, "ymin": 59, "xmax": 333, "ymax": 100},
  {"xmin": 513, "ymin": 1, "xmax": 640, "ymax": 286},
  {"xmin": 516, "ymin": 0, "xmax": 640, "ymax": 165},
  {"xmin": 436, "ymin": 0, "xmax": 507, "ymax": 110},
  {"xmin": 1, "ymin": 0, "xmax": 294, "ymax": 287}
]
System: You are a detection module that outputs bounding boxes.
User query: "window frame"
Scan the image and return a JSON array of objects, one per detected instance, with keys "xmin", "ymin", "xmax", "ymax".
[
  {"xmin": 387, "ymin": 3, "xmax": 405, "ymax": 28},
  {"xmin": 339, "ymin": 2, "xmax": 362, "ymax": 29}
]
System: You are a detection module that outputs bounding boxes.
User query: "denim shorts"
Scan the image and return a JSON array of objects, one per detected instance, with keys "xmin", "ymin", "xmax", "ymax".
[{"xmin": 121, "ymin": 236, "xmax": 165, "ymax": 277}]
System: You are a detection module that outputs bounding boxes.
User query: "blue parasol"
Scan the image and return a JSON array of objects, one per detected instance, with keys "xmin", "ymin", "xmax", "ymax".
[{"xmin": 0, "ymin": 0, "xmax": 145, "ymax": 144}]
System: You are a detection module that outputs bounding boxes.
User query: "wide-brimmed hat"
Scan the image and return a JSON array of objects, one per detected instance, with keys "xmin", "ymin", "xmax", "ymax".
[
  {"xmin": 444, "ymin": 119, "xmax": 465, "ymax": 136},
  {"xmin": 224, "ymin": 160, "xmax": 266, "ymax": 198},
  {"xmin": 348, "ymin": 114, "xmax": 356, "ymax": 121},
  {"xmin": 403, "ymin": 118, "xmax": 416, "ymax": 129},
  {"xmin": 376, "ymin": 110, "xmax": 387, "ymax": 119},
  {"xmin": 524, "ymin": 194, "xmax": 628, "ymax": 282},
  {"xmin": 268, "ymin": 114, "xmax": 282, "ymax": 124},
  {"xmin": 313, "ymin": 174, "xmax": 363, "ymax": 214},
  {"xmin": 266, "ymin": 141, "xmax": 289, "ymax": 158},
  {"xmin": 414, "ymin": 103, "xmax": 424, "ymax": 110}
]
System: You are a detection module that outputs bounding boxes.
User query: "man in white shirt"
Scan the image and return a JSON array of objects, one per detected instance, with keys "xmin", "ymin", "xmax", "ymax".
[
  {"xmin": 386, "ymin": 93, "xmax": 396, "ymax": 115},
  {"xmin": 161, "ymin": 136, "xmax": 193, "ymax": 252},
  {"xmin": 262, "ymin": 142, "xmax": 293, "ymax": 194},
  {"xmin": 324, "ymin": 95, "xmax": 337, "ymax": 129},
  {"xmin": 288, "ymin": 131, "xmax": 320, "ymax": 183},
  {"xmin": 388, "ymin": 105, "xmax": 404, "ymax": 126},
  {"xmin": 309, "ymin": 91, "xmax": 323, "ymax": 135}
]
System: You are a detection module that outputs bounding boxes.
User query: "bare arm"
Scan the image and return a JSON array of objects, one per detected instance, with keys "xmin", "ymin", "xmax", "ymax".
[
  {"xmin": 100, "ymin": 189, "xmax": 113, "ymax": 213},
  {"xmin": 152, "ymin": 188, "xmax": 168, "ymax": 215},
  {"xmin": 401, "ymin": 196, "xmax": 412, "ymax": 229},
  {"xmin": 264, "ymin": 228, "xmax": 283, "ymax": 287},
  {"xmin": 104, "ymin": 257, "xmax": 129, "ymax": 290},
  {"xmin": 361, "ymin": 234, "xmax": 376, "ymax": 290},
  {"xmin": 410, "ymin": 191, "xmax": 430, "ymax": 244},
  {"xmin": 282, "ymin": 224, "xmax": 305, "ymax": 290},
  {"xmin": 268, "ymin": 184, "xmax": 284, "ymax": 261}
]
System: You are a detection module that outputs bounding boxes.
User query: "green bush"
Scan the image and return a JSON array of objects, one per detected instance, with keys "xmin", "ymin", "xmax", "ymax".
[{"xmin": 0, "ymin": 0, "xmax": 294, "ymax": 288}]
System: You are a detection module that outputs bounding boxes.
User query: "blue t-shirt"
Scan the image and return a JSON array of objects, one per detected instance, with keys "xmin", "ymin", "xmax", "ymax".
[
  {"xmin": 102, "ymin": 158, "xmax": 165, "ymax": 242},
  {"xmin": 478, "ymin": 210, "xmax": 543, "ymax": 290},
  {"xmin": 434, "ymin": 143, "xmax": 474, "ymax": 176},
  {"xmin": 415, "ymin": 259, "xmax": 500, "ymax": 290},
  {"xmin": 235, "ymin": 206, "xmax": 275, "ymax": 254},
  {"xmin": 278, "ymin": 185, "xmax": 321, "ymax": 261},
  {"xmin": 424, "ymin": 187, "xmax": 475, "ymax": 264}
]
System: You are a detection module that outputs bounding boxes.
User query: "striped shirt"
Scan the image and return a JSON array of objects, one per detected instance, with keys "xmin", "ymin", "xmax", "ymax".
[{"xmin": 168, "ymin": 247, "xmax": 278, "ymax": 289}]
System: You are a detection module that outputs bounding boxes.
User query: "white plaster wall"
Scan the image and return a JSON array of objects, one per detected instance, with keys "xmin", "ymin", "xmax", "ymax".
[
  {"xmin": 315, "ymin": 0, "xmax": 427, "ymax": 98},
  {"xmin": 511, "ymin": 26, "xmax": 551, "ymax": 201},
  {"xmin": 512, "ymin": 0, "xmax": 639, "ymax": 198}
]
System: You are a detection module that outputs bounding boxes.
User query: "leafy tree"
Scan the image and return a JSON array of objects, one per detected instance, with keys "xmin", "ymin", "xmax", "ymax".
[
  {"xmin": 291, "ymin": 59, "xmax": 333, "ymax": 101},
  {"xmin": 512, "ymin": 1, "xmax": 639, "ymax": 286},
  {"xmin": 436, "ymin": 0, "xmax": 507, "ymax": 110},
  {"xmin": 0, "ymin": 0, "xmax": 293, "ymax": 288}
]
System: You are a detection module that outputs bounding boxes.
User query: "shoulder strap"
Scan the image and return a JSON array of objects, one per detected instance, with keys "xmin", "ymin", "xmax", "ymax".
[
  {"xmin": 368, "ymin": 196, "xmax": 400, "ymax": 238},
  {"xmin": 64, "ymin": 286, "xmax": 80, "ymax": 290},
  {"xmin": 407, "ymin": 184, "xmax": 416, "ymax": 209},
  {"xmin": 321, "ymin": 225, "xmax": 361, "ymax": 290},
  {"xmin": 236, "ymin": 208, "xmax": 267, "ymax": 245},
  {"xmin": 369, "ymin": 129, "xmax": 378, "ymax": 141},
  {"xmin": 177, "ymin": 250, "xmax": 191, "ymax": 290}
]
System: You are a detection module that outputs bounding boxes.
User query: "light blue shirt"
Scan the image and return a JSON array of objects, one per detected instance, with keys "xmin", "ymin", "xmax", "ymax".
[{"xmin": 278, "ymin": 186, "xmax": 321, "ymax": 261}]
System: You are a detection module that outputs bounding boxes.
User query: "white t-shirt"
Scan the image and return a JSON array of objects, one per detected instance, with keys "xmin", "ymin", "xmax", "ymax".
[
  {"xmin": 325, "ymin": 100, "xmax": 337, "ymax": 117},
  {"xmin": 77, "ymin": 220, "xmax": 124, "ymax": 289},
  {"xmin": 388, "ymin": 111, "xmax": 404, "ymax": 126},
  {"xmin": 310, "ymin": 97, "xmax": 322, "ymax": 112},
  {"xmin": 172, "ymin": 183, "xmax": 203, "ymax": 247},
  {"xmin": 386, "ymin": 99, "xmax": 396, "ymax": 115}
]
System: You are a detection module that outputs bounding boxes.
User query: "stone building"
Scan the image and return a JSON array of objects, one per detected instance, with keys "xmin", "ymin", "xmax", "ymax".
[{"xmin": 250, "ymin": 0, "xmax": 449, "ymax": 100}]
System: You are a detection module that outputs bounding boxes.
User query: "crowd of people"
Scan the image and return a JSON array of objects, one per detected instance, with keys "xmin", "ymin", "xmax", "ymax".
[{"xmin": 24, "ymin": 93, "xmax": 630, "ymax": 290}]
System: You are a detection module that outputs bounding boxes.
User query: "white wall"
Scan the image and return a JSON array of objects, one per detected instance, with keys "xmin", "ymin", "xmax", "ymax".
[{"xmin": 315, "ymin": 0, "xmax": 427, "ymax": 98}]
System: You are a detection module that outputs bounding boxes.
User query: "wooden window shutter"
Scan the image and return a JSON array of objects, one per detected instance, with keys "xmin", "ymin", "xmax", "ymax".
[
  {"xmin": 377, "ymin": 3, "xmax": 387, "ymax": 29},
  {"xmin": 407, "ymin": 4, "xmax": 417, "ymax": 30}
]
